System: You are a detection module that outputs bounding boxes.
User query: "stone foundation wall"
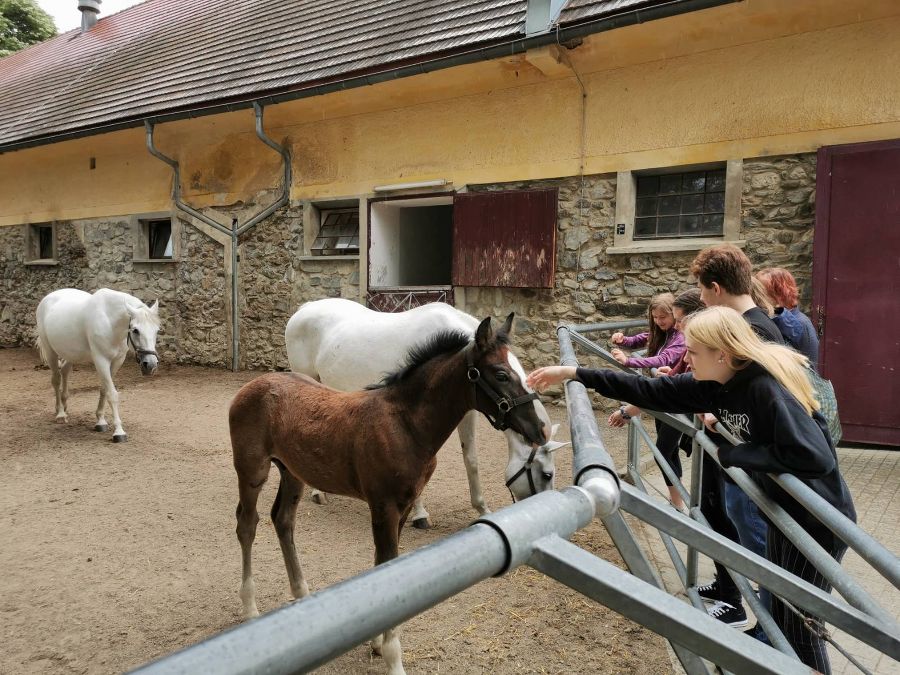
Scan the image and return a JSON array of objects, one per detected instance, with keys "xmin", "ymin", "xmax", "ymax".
[{"xmin": 0, "ymin": 154, "xmax": 816, "ymax": 373}]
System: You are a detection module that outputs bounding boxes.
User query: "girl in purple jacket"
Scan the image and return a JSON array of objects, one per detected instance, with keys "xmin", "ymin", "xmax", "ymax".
[
  {"xmin": 610, "ymin": 292, "xmax": 686, "ymax": 369},
  {"xmin": 609, "ymin": 293, "xmax": 688, "ymax": 510}
]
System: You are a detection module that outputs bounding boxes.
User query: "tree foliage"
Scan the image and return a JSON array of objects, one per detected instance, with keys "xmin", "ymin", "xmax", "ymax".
[{"xmin": 1, "ymin": 0, "xmax": 57, "ymax": 58}]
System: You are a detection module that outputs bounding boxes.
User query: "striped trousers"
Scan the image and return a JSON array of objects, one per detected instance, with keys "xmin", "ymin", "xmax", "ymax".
[{"xmin": 767, "ymin": 527, "xmax": 847, "ymax": 674}]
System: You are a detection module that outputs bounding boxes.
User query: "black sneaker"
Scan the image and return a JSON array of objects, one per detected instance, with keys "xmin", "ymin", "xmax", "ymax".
[
  {"xmin": 697, "ymin": 579, "xmax": 720, "ymax": 602},
  {"xmin": 707, "ymin": 601, "xmax": 748, "ymax": 628}
]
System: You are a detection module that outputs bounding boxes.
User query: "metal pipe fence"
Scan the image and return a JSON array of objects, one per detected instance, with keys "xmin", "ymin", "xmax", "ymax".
[
  {"xmin": 132, "ymin": 318, "xmax": 899, "ymax": 675},
  {"xmin": 564, "ymin": 319, "xmax": 900, "ymax": 670}
]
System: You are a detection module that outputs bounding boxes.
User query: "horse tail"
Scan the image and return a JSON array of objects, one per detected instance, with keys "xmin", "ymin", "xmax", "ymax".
[{"xmin": 35, "ymin": 333, "xmax": 54, "ymax": 367}]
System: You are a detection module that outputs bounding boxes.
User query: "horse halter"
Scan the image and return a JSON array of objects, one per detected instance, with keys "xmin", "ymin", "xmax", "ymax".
[
  {"xmin": 505, "ymin": 445, "xmax": 539, "ymax": 502},
  {"xmin": 127, "ymin": 327, "xmax": 158, "ymax": 364},
  {"xmin": 465, "ymin": 347, "xmax": 538, "ymax": 433}
]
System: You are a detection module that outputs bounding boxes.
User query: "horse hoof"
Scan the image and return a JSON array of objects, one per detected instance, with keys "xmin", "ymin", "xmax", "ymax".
[
  {"xmin": 55, "ymin": 416, "xmax": 68, "ymax": 424},
  {"xmin": 412, "ymin": 517, "xmax": 433, "ymax": 530},
  {"xmin": 94, "ymin": 424, "xmax": 108, "ymax": 432},
  {"xmin": 311, "ymin": 493, "xmax": 329, "ymax": 505},
  {"xmin": 112, "ymin": 434, "xmax": 128, "ymax": 443}
]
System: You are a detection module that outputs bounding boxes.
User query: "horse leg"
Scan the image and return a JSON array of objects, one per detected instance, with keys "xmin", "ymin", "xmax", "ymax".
[
  {"xmin": 459, "ymin": 410, "xmax": 489, "ymax": 515},
  {"xmin": 47, "ymin": 352, "xmax": 67, "ymax": 423},
  {"xmin": 58, "ymin": 360, "xmax": 73, "ymax": 422},
  {"xmin": 93, "ymin": 355, "xmax": 126, "ymax": 442},
  {"xmin": 271, "ymin": 461, "xmax": 310, "ymax": 600},
  {"xmin": 96, "ymin": 352, "xmax": 125, "ymax": 433},
  {"xmin": 369, "ymin": 503, "xmax": 406, "ymax": 675},
  {"xmin": 236, "ymin": 465, "xmax": 269, "ymax": 619}
]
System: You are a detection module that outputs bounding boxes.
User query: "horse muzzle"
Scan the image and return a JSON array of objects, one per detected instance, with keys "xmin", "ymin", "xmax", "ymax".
[{"xmin": 140, "ymin": 355, "xmax": 159, "ymax": 375}]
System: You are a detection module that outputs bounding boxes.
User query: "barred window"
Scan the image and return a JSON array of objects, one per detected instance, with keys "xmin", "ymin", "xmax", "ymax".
[
  {"xmin": 634, "ymin": 169, "xmax": 726, "ymax": 239},
  {"xmin": 147, "ymin": 219, "xmax": 173, "ymax": 259}
]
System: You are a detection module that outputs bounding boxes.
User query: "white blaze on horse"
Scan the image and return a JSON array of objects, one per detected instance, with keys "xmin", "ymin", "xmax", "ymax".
[
  {"xmin": 35, "ymin": 288, "xmax": 160, "ymax": 442},
  {"xmin": 285, "ymin": 298, "xmax": 564, "ymax": 528},
  {"xmin": 230, "ymin": 314, "xmax": 547, "ymax": 675}
]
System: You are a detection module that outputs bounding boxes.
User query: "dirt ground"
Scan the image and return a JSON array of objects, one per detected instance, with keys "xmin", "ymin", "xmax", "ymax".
[{"xmin": 0, "ymin": 346, "xmax": 671, "ymax": 674}]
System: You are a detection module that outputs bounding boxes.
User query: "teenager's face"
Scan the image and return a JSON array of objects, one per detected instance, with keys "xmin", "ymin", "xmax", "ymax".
[
  {"xmin": 672, "ymin": 307, "xmax": 686, "ymax": 331},
  {"xmin": 698, "ymin": 281, "xmax": 722, "ymax": 307},
  {"xmin": 683, "ymin": 337, "xmax": 734, "ymax": 383},
  {"xmin": 652, "ymin": 308, "xmax": 675, "ymax": 332}
]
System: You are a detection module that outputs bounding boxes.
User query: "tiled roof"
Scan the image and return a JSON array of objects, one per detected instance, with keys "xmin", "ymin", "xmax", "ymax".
[{"xmin": 0, "ymin": 0, "xmax": 702, "ymax": 150}]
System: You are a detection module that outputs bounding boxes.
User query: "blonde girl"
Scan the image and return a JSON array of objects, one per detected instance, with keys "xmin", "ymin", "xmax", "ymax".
[{"xmin": 527, "ymin": 306, "xmax": 856, "ymax": 674}]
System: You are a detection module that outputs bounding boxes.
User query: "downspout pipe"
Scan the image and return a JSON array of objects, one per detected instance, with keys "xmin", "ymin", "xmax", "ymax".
[
  {"xmin": 2, "ymin": 0, "xmax": 741, "ymax": 155},
  {"xmin": 144, "ymin": 106, "xmax": 291, "ymax": 372}
]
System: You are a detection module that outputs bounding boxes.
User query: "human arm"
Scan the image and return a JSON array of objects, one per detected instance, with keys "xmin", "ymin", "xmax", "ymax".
[
  {"xmin": 618, "ymin": 332, "xmax": 648, "ymax": 349},
  {"xmin": 573, "ymin": 368, "xmax": 717, "ymax": 414},
  {"xmin": 624, "ymin": 332, "xmax": 685, "ymax": 369},
  {"xmin": 718, "ymin": 397, "xmax": 836, "ymax": 477},
  {"xmin": 608, "ymin": 404, "xmax": 641, "ymax": 427}
]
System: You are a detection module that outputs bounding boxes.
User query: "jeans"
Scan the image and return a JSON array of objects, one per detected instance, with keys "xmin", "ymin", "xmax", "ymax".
[{"xmin": 724, "ymin": 479, "xmax": 773, "ymax": 628}]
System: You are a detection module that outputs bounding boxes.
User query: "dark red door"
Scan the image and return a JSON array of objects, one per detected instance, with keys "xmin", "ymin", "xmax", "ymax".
[{"xmin": 813, "ymin": 139, "xmax": 900, "ymax": 445}]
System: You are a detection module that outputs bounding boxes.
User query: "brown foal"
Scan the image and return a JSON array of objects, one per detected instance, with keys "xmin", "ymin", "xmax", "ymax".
[{"xmin": 229, "ymin": 314, "xmax": 547, "ymax": 675}]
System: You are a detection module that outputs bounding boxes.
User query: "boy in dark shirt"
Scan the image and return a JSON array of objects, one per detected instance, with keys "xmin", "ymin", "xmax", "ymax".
[{"xmin": 689, "ymin": 244, "xmax": 783, "ymax": 628}]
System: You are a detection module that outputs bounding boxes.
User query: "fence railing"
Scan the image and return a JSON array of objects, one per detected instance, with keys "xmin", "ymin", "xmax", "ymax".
[
  {"xmin": 565, "ymin": 319, "xmax": 900, "ymax": 672},
  {"xmin": 132, "ymin": 319, "xmax": 900, "ymax": 675}
]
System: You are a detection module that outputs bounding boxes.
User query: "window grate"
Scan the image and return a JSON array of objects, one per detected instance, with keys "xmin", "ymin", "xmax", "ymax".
[
  {"xmin": 311, "ymin": 209, "xmax": 360, "ymax": 256},
  {"xmin": 634, "ymin": 169, "xmax": 725, "ymax": 239}
]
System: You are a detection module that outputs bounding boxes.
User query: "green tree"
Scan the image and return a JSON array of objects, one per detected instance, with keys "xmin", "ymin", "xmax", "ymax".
[{"xmin": 1, "ymin": 0, "xmax": 56, "ymax": 58}]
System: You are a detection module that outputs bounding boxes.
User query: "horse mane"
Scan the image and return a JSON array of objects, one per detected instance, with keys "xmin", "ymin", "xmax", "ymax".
[{"xmin": 366, "ymin": 328, "xmax": 508, "ymax": 389}]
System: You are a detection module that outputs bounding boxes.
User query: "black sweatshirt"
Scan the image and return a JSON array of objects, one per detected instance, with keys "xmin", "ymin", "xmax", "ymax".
[{"xmin": 576, "ymin": 363, "xmax": 856, "ymax": 548}]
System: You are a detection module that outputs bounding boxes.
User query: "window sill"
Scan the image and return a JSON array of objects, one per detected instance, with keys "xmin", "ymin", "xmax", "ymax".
[
  {"xmin": 133, "ymin": 258, "xmax": 179, "ymax": 264},
  {"xmin": 606, "ymin": 238, "xmax": 745, "ymax": 255},
  {"xmin": 298, "ymin": 255, "xmax": 360, "ymax": 261},
  {"xmin": 25, "ymin": 259, "xmax": 58, "ymax": 266}
]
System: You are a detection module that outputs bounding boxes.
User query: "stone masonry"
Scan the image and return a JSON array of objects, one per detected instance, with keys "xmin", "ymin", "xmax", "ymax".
[{"xmin": 0, "ymin": 153, "xmax": 815, "ymax": 373}]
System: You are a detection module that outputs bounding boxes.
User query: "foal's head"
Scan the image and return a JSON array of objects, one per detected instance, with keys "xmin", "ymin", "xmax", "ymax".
[
  {"xmin": 126, "ymin": 300, "xmax": 161, "ymax": 375},
  {"xmin": 470, "ymin": 314, "xmax": 548, "ymax": 447}
]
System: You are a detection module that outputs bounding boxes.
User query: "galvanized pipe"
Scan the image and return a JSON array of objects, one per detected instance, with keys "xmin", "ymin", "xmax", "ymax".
[
  {"xmin": 557, "ymin": 325, "xmax": 620, "ymax": 505},
  {"xmin": 132, "ymin": 524, "xmax": 508, "ymax": 675},
  {"xmin": 145, "ymin": 104, "xmax": 291, "ymax": 372},
  {"xmin": 772, "ymin": 473, "xmax": 900, "ymax": 589},
  {"xmin": 567, "ymin": 318, "xmax": 646, "ymax": 333},
  {"xmin": 619, "ymin": 484, "xmax": 900, "ymax": 658},
  {"xmin": 693, "ymin": 431, "xmax": 899, "ymax": 630},
  {"xmin": 529, "ymin": 535, "xmax": 808, "ymax": 675}
]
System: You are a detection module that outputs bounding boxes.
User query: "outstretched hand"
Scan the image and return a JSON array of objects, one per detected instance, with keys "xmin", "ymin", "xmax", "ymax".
[
  {"xmin": 526, "ymin": 366, "xmax": 577, "ymax": 392},
  {"xmin": 610, "ymin": 348, "xmax": 628, "ymax": 365}
]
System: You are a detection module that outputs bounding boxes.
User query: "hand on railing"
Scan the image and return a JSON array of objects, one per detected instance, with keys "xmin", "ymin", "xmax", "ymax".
[
  {"xmin": 609, "ymin": 405, "xmax": 640, "ymax": 427},
  {"xmin": 610, "ymin": 347, "xmax": 628, "ymax": 364},
  {"xmin": 655, "ymin": 366, "xmax": 672, "ymax": 376}
]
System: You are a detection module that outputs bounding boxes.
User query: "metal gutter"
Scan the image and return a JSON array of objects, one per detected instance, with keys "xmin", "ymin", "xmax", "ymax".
[
  {"xmin": 0, "ymin": 0, "xmax": 741, "ymax": 155},
  {"xmin": 145, "ymin": 102, "xmax": 291, "ymax": 371}
]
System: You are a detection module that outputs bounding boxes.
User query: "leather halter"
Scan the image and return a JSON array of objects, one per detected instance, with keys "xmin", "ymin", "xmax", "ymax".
[
  {"xmin": 505, "ymin": 445, "xmax": 539, "ymax": 502},
  {"xmin": 465, "ymin": 347, "xmax": 538, "ymax": 433},
  {"xmin": 127, "ymin": 328, "xmax": 158, "ymax": 364}
]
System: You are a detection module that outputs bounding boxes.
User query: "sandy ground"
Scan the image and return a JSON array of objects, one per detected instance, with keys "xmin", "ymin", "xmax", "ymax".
[{"xmin": 0, "ymin": 346, "xmax": 670, "ymax": 674}]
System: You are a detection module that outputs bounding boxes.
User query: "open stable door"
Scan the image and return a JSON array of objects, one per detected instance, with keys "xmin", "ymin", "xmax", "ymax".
[{"xmin": 813, "ymin": 139, "xmax": 900, "ymax": 446}]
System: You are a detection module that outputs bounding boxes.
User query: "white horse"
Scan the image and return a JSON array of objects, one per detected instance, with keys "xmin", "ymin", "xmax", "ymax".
[
  {"xmin": 36, "ymin": 288, "xmax": 161, "ymax": 442},
  {"xmin": 285, "ymin": 298, "xmax": 566, "ymax": 528}
]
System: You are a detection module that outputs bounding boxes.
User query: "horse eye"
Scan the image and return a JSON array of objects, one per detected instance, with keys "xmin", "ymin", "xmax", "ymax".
[
  {"xmin": 542, "ymin": 472, "xmax": 553, "ymax": 481},
  {"xmin": 131, "ymin": 328, "xmax": 140, "ymax": 335},
  {"xmin": 494, "ymin": 370, "xmax": 509, "ymax": 381}
]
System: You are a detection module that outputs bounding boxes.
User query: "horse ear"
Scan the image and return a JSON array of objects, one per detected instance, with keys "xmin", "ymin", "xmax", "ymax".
[
  {"xmin": 500, "ymin": 312, "xmax": 515, "ymax": 338},
  {"xmin": 474, "ymin": 316, "xmax": 493, "ymax": 350},
  {"xmin": 149, "ymin": 299, "xmax": 159, "ymax": 314},
  {"xmin": 545, "ymin": 440, "xmax": 571, "ymax": 453},
  {"xmin": 124, "ymin": 301, "xmax": 138, "ymax": 319}
]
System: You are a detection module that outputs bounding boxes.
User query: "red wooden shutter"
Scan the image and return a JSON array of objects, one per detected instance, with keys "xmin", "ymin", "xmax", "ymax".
[{"xmin": 452, "ymin": 188, "xmax": 557, "ymax": 288}]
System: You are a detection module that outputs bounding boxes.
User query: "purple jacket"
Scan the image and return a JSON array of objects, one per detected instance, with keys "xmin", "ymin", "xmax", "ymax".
[{"xmin": 620, "ymin": 329, "xmax": 685, "ymax": 369}]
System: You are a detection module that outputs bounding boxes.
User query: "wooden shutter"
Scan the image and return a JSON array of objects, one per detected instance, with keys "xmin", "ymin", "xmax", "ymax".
[{"xmin": 452, "ymin": 188, "xmax": 557, "ymax": 288}]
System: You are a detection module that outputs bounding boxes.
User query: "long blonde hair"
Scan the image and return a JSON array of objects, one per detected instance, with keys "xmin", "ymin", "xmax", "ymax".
[
  {"xmin": 750, "ymin": 277, "xmax": 775, "ymax": 317},
  {"xmin": 684, "ymin": 306, "xmax": 818, "ymax": 415}
]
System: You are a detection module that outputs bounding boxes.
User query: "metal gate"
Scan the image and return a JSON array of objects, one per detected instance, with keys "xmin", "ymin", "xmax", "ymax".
[{"xmin": 133, "ymin": 321, "xmax": 900, "ymax": 675}]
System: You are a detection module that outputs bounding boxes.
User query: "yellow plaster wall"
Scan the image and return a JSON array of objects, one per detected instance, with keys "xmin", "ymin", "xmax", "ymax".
[{"xmin": 1, "ymin": 0, "xmax": 898, "ymax": 226}]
